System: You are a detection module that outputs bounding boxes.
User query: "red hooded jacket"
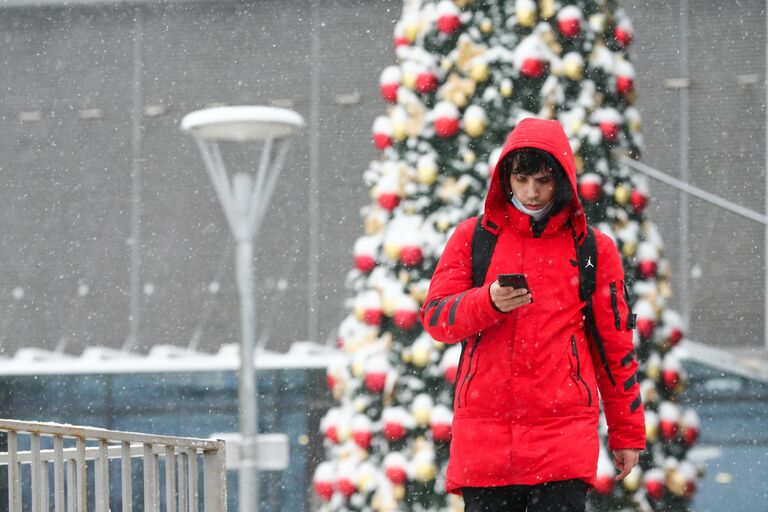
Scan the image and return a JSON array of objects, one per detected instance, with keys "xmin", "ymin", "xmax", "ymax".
[{"xmin": 420, "ymin": 118, "xmax": 645, "ymax": 493}]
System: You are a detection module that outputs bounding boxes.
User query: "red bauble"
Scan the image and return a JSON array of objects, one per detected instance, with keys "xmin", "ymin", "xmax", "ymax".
[
  {"xmin": 378, "ymin": 192, "xmax": 400, "ymax": 211},
  {"xmin": 383, "ymin": 421, "xmax": 406, "ymax": 441},
  {"xmin": 314, "ymin": 481, "xmax": 334, "ymax": 501},
  {"xmin": 599, "ymin": 121, "xmax": 620, "ymax": 143},
  {"xmin": 431, "ymin": 423, "xmax": 451, "ymax": 442},
  {"xmin": 558, "ymin": 18, "xmax": 581, "ymax": 38},
  {"xmin": 353, "ymin": 431, "xmax": 372, "ymax": 450},
  {"xmin": 636, "ymin": 318, "xmax": 655, "ymax": 339},
  {"xmin": 668, "ymin": 328, "xmax": 684, "ymax": 346},
  {"xmin": 631, "ymin": 190, "xmax": 648, "ymax": 213},
  {"xmin": 394, "ymin": 310, "xmax": 419, "ymax": 330},
  {"xmin": 616, "ymin": 76, "xmax": 634, "ymax": 96},
  {"xmin": 385, "ymin": 467, "xmax": 407, "ymax": 485},
  {"xmin": 363, "ymin": 308, "xmax": 383, "ymax": 326},
  {"xmin": 416, "ymin": 72, "xmax": 439, "ymax": 94},
  {"xmin": 662, "ymin": 369, "xmax": 680, "ymax": 390},
  {"xmin": 521, "ymin": 58, "xmax": 547, "ymax": 79},
  {"xmin": 325, "ymin": 426, "xmax": 339, "ymax": 444},
  {"xmin": 354, "ymin": 255, "xmax": 376, "ymax": 273},
  {"xmin": 593, "ymin": 475, "xmax": 614, "ymax": 495},
  {"xmin": 433, "ymin": 117, "xmax": 460, "ymax": 138},
  {"xmin": 326, "ymin": 374, "xmax": 336, "ymax": 392},
  {"xmin": 615, "ymin": 27, "xmax": 633, "ymax": 48},
  {"xmin": 660, "ymin": 419, "xmax": 678, "ymax": 440},
  {"xmin": 394, "ymin": 36, "xmax": 410, "ymax": 47},
  {"xmin": 579, "ymin": 182, "xmax": 601, "ymax": 202},
  {"xmin": 373, "ymin": 133, "xmax": 392, "ymax": 150},
  {"xmin": 364, "ymin": 371, "xmax": 387, "ymax": 392},
  {"xmin": 638, "ymin": 260, "xmax": 657, "ymax": 280},
  {"xmin": 437, "ymin": 14, "xmax": 461, "ymax": 33},
  {"xmin": 380, "ymin": 83, "xmax": 399, "ymax": 103},
  {"xmin": 443, "ymin": 364, "xmax": 458, "ymax": 384},
  {"xmin": 399, "ymin": 246, "xmax": 423, "ymax": 267},
  {"xmin": 683, "ymin": 426, "xmax": 699, "ymax": 446},
  {"xmin": 645, "ymin": 479, "xmax": 664, "ymax": 501},
  {"xmin": 337, "ymin": 478, "xmax": 356, "ymax": 498}
]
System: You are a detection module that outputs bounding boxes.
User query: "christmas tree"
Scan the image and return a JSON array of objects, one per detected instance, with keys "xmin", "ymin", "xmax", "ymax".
[{"xmin": 315, "ymin": 1, "xmax": 701, "ymax": 510}]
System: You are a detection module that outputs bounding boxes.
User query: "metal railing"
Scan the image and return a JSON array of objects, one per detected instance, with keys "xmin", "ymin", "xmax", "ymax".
[{"xmin": 0, "ymin": 419, "xmax": 227, "ymax": 512}]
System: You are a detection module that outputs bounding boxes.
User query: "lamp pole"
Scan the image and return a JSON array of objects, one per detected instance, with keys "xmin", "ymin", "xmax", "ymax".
[{"xmin": 182, "ymin": 106, "xmax": 303, "ymax": 512}]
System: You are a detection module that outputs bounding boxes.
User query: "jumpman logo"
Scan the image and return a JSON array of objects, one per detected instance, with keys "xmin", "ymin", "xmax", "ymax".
[{"xmin": 585, "ymin": 257, "xmax": 594, "ymax": 269}]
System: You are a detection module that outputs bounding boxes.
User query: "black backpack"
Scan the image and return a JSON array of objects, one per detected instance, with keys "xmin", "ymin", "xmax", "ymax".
[{"xmin": 470, "ymin": 214, "xmax": 633, "ymax": 386}]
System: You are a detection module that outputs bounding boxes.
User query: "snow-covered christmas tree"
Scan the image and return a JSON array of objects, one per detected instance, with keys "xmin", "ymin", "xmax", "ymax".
[{"xmin": 315, "ymin": 1, "xmax": 701, "ymax": 510}]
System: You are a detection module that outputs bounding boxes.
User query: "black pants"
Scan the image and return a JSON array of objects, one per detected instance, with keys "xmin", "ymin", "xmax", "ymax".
[{"xmin": 462, "ymin": 479, "xmax": 589, "ymax": 512}]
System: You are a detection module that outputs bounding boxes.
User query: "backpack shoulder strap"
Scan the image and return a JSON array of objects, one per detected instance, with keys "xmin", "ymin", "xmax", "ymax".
[
  {"xmin": 573, "ymin": 224, "xmax": 617, "ymax": 386},
  {"xmin": 471, "ymin": 214, "xmax": 498, "ymax": 288}
]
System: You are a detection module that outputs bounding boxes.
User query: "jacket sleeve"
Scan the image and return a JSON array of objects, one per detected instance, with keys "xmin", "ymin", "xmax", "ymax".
[
  {"xmin": 590, "ymin": 233, "xmax": 646, "ymax": 451},
  {"xmin": 419, "ymin": 219, "xmax": 507, "ymax": 344}
]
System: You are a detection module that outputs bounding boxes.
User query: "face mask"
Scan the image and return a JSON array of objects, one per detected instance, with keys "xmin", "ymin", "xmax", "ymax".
[{"xmin": 511, "ymin": 194, "xmax": 555, "ymax": 221}]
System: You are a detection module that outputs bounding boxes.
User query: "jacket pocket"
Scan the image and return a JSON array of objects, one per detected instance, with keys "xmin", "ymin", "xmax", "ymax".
[
  {"xmin": 570, "ymin": 336, "xmax": 593, "ymax": 407},
  {"xmin": 610, "ymin": 281, "xmax": 621, "ymax": 330},
  {"xmin": 456, "ymin": 334, "xmax": 480, "ymax": 408}
]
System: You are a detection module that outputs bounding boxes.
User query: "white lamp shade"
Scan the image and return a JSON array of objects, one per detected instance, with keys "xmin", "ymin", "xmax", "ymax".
[{"xmin": 181, "ymin": 105, "xmax": 304, "ymax": 142}]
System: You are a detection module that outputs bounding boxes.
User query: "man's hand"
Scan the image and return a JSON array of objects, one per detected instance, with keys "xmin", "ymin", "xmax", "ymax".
[
  {"xmin": 489, "ymin": 280, "xmax": 532, "ymax": 312},
  {"xmin": 612, "ymin": 449, "xmax": 641, "ymax": 480}
]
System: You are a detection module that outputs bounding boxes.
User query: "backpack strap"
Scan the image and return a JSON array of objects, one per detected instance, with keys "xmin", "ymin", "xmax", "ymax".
[
  {"xmin": 572, "ymin": 225, "xmax": 617, "ymax": 387},
  {"xmin": 471, "ymin": 215, "xmax": 498, "ymax": 288}
]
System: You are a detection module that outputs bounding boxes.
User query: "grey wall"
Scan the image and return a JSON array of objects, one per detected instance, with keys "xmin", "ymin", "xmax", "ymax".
[
  {"xmin": 0, "ymin": 0, "xmax": 763, "ymax": 355},
  {"xmin": 627, "ymin": 0, "xmax": 765, "ymax": 349}
]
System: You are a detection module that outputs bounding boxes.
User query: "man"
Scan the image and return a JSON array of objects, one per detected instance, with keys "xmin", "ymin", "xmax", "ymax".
[{"xmin": 419, "ymin": 118, "xmax": 645, "ymax": 511}]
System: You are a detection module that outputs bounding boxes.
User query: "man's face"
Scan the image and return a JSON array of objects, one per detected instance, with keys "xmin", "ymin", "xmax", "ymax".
[{"xmin": 508, "ymin": 167, "xmax": 556, "ymax": 210}]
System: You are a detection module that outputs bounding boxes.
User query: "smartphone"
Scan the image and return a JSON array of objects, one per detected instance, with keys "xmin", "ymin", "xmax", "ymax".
[{"xmin": 497, "ymin": 273, "xmax": 529, "ymax": 290}]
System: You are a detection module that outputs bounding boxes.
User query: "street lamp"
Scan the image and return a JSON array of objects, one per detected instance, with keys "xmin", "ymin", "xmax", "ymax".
[{"xmin": 181, "ymin": 106, "xmax": 304, "ymax": 512}]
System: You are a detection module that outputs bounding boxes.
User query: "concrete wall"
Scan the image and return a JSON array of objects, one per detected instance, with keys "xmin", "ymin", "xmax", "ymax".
[{"xmin": 0, "ymin": 0, "xmax": 763, "ymax": 355}]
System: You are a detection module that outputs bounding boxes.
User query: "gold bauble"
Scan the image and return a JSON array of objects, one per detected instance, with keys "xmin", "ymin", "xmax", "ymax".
[
  {"xmin": 454, "ymin": 0, "xmax": 473, "ymax": 7},
  {"xmin": 382, "ymin": 296, "xmax": 397, "ymax": 317},
  {"xmin": 622, "ymin": 240, "xmax": 637, "ymax": 258},
  {"xmin": 412, "ymin": 407, "xmax": 431, "ymax": 428},
  {"xmin": 464, "ymin": 117, "xmax": 486, "ymax": 138},
  {"xmin": 418, "ymin": 162, "xmax": 439, "ymax": 186},
  {"xmin": 336, "ymin": 424, "xmax": 351, "ymax": 443},
  {"xmin": 517, "ymin": 8, "xmax": 537, "ymax": 28},
  {"xmin": 564, "ymin": 60, "xmax": 584, "ymax": 81},
  {"xmin": 393, "ymin": 484, "xmax": 405, "ymax": 501},
  {"xmin": 410, "ymin": 285, "xmax": 428, "ymax": 305},
  {"xmin": 574, "ymin": 154, "xmax": 584, "ymax": 175},
  {"xmin": 539, "ymin": 0, "xmax": 556, "ymax": 19},
  {"xmin": 667, "ymin": 469, "xmax": 687, "ymax": 497},
  {"xmin": 480, "ymin": 19, "xmax": 493, "ymax": 33},
  {"xmin": 398, "ymin": 270, "xmax": 410, "ymax": 285},
  {"xmin": 402, "ymin": 71, "xmax": 417, "ymax": 90},
  {"xmin": 383, "ymin": 242, "xmax": 401, "ymax": 262},
  {"xmin": 469, "ymin": 61, "xmax": 490, "ymax": 83},
  {"xmin": 352, "ymin": 359, "xmax": 365, "ymax": 378},
  {"xmin": 589, "ymin": 13, "xmax": 607, "ymax": 34},
  {"xmin": 659, "ymin": 280, "xmax": 672, "ymax": 298},
  {"xmin": 365, "ymin": 210, "xmax": 385, "ymax": 235},
  {"xmin": 500, "ymin": 79, "xmax": 513, "ymax": 97},
  {"xmin": 623, "ymin": 468, "xmax": 642, "ymax": 492},
  {"xmin": 354, "ymin": 305, "xmax": 365, "ymax": 323},
  {"xmin": 401, "ymin": 347, "xmax": 413, "ymax": 364},
  {"xmin": 436, "ymin": 216, "xmax": 452, "ymax": 232},
  {"xmin": 392, "ymin": 122, "xmax": 408, "ymax": 142},
  {"xmin": 441, "ymin": 58, "xmax": 454, "ymax": 72},
  {"xmin": 463, "ymin": 150, "xmax": 477, "ymax": 165},
  {"xmin": 413, "ymin": 461, "xmax": 437, "ymax": 482},
  {"xmin": 412, "ymin": 345, "xmax": 430, "ymax": 367},
  {"xmin": 403, "ymin": 21, "xmax": 421, "ymax": 43},
  {"xmin": 614, "ymin": 184, "xmax": 631, "ymax": 206}
]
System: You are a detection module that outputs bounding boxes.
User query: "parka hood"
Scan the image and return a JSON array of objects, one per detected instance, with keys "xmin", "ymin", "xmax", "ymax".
[{"xmin": 483, "ymin": 117, "xmax": 587, "ymax": 238}]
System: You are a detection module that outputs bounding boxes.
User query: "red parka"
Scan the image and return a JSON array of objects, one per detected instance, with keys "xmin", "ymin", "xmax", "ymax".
[{"xmin": 420, "ymin": 118, "xmax": 645, "ymax": 493}]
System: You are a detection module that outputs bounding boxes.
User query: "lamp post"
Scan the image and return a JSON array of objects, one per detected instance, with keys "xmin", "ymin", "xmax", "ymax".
[{"xmin": 181, "ymin": 106, "xmax": 303, "ymax": 512}]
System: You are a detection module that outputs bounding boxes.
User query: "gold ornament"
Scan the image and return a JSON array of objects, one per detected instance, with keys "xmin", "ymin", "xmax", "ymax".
[
  {"xmin": 382, "ymin": 295, "xmax": 397, "ymax": 317},
  {"xmin": 413, "ymin": 460, "xmax": 437, "ymax": 482},
  {"xmin": 480, "ymin": 19, "xmax": 493, "ymax": 33},
  {"xmin": 500, "ymin": 79, "xmax": 513, "ymax": 97},
  {"xmin": 403, "ymin": 19, "xmax": 421, "ymax": 43},
  {"xmin": 412, "ymin": 407, "xmax": 431, "ymax": 428},
  {"xmin": 436, "ymin": 215, "xmax": 452, "ymax": 233},
  {"xmin": 589, "ymin": 13, "xmax": 607, "ymax": 34},
  {"xmin": 454, "ymin": 0, "xmax": 473, "ymax": 7},
  {"xmin": 399, "ymin": 270, "xmax": 410, "ymax": 285},
  {"xmin": 667, "ymin": 469, "xmax": 687, "ymax": 497},
  {"xmin": 469, "ymin": 60, "xmax": 490, "ymax": 83},
  {"xmin": 353, "ymin": 304, "xmax": 365, "ymax": 323},
  {"xmin": 455, "ymin": 38, "xmax": 487, "ymax": 74},
  {"xmin": 393, "ymin": 484, "xmax": 405, "ymax": 501},
  {"xmin": 383, "ymin": 241, "xmax": 401, "ymax": 262},
  {"xmin": 401, "ymin": 347, "xmax": 413, "ymax": 364},
  {"xmin": 564, "ymin": 59, "xmax": 584, "ymax": 81},
  {"xmin": 623, "ymin": 468, "xmax": 642, "ymax": 492},
  {"xmin": 402, "ymin": 70, "xmax": 417, "ymax": 90},
  {"xmin": 392, "ymin": 122, "xmax": 408, "ymax": 142},
  {"xmin": 622, "ymin": 240, "xmax": 637, "ymax": 258},
  {"xmin": 417, "ymin": 161, "xmax": 439, "ymax": 186},
  {"xmin": 516, "ymin": 7, "xmax": 537, "ymax": 28},
  {"xmin": 412, "ymin": 345, "xmax": 430, "ymax": 367},
  {"xmin": 464, "ymin": 117, "xmax": 486, "ymax": 138},
  {"xmin": 463, "ymin": 150, "xmax": 477, "ymax": 165},
  {"xmin": 404, "ymin": 100, "xmax": 427, "ymax": 137},
  {"xmin": 440, "ymin": 73, "xmax": 477, "ymax": 108},
  {"xmin": 539, "ymin": 28, "xmax": 562, "ymax": 55},
  {"xmin": 614, "ymin": 184, "xmax": 630, "ymax": 206},
  {"xmin": 574, "ymin": 154, "xmax": 585, "ymax": 175},
  {"xmin": 659, "ymin": 280, "xmax": 672, "ymax": 298},
  {"xmin": 539, "ymin": 0, "xmax": 556, "ymax": 19}
]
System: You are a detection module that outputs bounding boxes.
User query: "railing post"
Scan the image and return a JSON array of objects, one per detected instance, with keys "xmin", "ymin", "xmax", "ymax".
[
  {"xmin": 8, "ymin": 431, "xmax": 21, "ymax": 512},
  {"xmin": 143, "ymin": 443, "xmax": 157, "ymax": 512},
  {"xmin": 188, "ymin": 448, "xmax": 199, "ymax": 512},
  {"xmin": 31, "ymin": 433, "xmax": 41, "ymax": 512},
  {"xmin": 166, "ymin": 445, "xmax": 177, "ymax": 512},
  {"xmin": 203, "ymin": 441, "xmax": 227, "ymax": 512},
  {"xmin": 75, "ymin": 438, "xmax": 86, "ymax": 512},
  {"xmin": 54, "ymin": 436, "xmax": 65, "ymax": 512},
  {"xmin": 95, "ymin": 440, "xmax": 110, "ymax": 512},
  {"xmin": 121, "ymin": 441, "xmax": 133, "ymax": 512}
]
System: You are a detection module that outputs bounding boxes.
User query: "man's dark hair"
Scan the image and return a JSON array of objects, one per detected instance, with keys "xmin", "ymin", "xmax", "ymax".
[{"xmin": 499, "ymin": 147, "xmax": 572, "ymax": 213}]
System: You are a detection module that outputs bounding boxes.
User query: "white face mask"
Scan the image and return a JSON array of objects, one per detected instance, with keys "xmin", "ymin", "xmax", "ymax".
[{"xmin": 511, "ymin": 194, "xmax": 555, "ymax": 221}]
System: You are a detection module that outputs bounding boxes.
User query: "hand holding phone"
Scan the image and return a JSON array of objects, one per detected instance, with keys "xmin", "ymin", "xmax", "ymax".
[{"xmin": 497, "ymin": 273, "xmax": 529, "ymax": 290}]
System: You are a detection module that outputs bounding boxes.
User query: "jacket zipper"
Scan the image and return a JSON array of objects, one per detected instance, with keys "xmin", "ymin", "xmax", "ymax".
[
  {"xmin": 456, "ymin": 335, "xmax": 480, "ymax": 408},
  {"xmin": 609, "ymin": 282, "xmax": 621, "ymax": 330},
  {"xmin": 571, "ymin": 336, "xmax": 593, "ymax": 407}
]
